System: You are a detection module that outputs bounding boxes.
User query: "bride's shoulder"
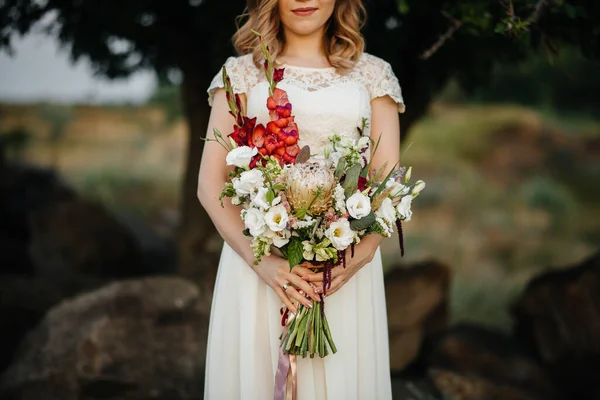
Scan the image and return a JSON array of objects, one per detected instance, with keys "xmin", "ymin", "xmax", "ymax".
[
  {"xmin": 352, "ymin": 52, "xmax": 394, "ymax": 75},
  {"xmin": 207, "ymin": 54, "xmax": 259, "ymax": 106},
  {"xmin": 351, "ymin": 52, "xmax": 406, "ymax": 113}
]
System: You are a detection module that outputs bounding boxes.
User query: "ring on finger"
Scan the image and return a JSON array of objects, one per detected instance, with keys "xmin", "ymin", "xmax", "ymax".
[{"xmin": 282, "ymin": 283, "xmax": 289, "ymax": 291}]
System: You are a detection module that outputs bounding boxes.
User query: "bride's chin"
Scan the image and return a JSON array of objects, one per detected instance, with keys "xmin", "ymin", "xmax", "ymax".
[{"xmin": 284, "ymin": 23, "xmax": 325, "ymax": 37}]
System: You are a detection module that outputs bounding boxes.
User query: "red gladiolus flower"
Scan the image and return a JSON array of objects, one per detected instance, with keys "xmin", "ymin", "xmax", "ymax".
[
  {"xmin": 249, "ymin": 154, "xmax": 263, "ymax": 169},
  {"xmin": 274, "ymin": 117, "xmax": 290, "ymax": 128},
  {"xmin": 283, "ymin": 144, "xmax": 300, "ymax": 163},
  {"xmin": 266, "ymin": 121, "xmax": 281, "ymax": 136},
  {"xmin": 273, "ymin": 68, "xmax": 285, "ymax": 83},
  {"xmin": 229, "ymin": 125, "xmax": 248, "ymax": 146},
  {"xmin": 264, "ymin": 133, "xmax": 280, "ymax": 154},
  {"xmin": 277, "ymin": 125, "xmax": 299, "ymax": 146},
  {"xmin": 250, "ymin": 123, "xmax": 266, "ymax": 148},
  {"xmin": 274, "ymin": 146, "xmax": 286, "ymax": 157},
  {"xmin": 275, "ymin": 104, "xmax": 292, "ymax": 119},
  {"xmin": 243, "ymin": 116, "xmax": 257, "ymax": 132}
]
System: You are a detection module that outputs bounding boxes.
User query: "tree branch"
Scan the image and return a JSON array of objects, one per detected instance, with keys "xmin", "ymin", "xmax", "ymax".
[
  {"xmin": 420, "ymin": 11, "xmax": 463, "ymax": 60},
  {"xmin": 528, "ymin": 0, "xmax": 551, "ymax": 24}
]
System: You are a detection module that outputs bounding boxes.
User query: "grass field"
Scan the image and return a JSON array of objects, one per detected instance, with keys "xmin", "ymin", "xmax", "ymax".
[{"xmin": 1, "ymin": 101, "xmax": 598, "ymax": 331}]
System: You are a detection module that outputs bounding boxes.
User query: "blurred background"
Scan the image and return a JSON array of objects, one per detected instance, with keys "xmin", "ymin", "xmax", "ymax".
[{"xmin": 0, "ymin": 1, "xmax": 598, "ymax": 399}]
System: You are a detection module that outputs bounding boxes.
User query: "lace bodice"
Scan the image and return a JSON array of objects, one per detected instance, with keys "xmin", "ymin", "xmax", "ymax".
[{"xmin": 207, "ymin": 53, "xmax": 405, "ymax": 155}]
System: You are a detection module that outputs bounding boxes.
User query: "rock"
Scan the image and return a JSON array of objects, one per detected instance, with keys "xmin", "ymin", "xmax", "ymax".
[
  {"xmin": 512, "ymin": 250, "xmax": 600, "ymax": 399},
  {"xmin": 421, "ymin": 324, "xmax": 562, "ymax": 400},
  {"xmin": 385, "ymin": 260, "xmax": 451, "ymax": 371},
  {"xmin": 0, "ymin": 276, "xmax": 209, "ymax": 400},
  {"xmin": 0, "ymin": 160, "xmax": 75, "ymax": 275},
  {"xmin": 28, "ymin": 199, "xmax": 146, "ymax": 278},
  {"xmin": 0, "ymin": 275, "xmax": 107, "ymax": 374},
  {"xmin": 391, "ymin": 374, "xmax": 443, "ymax": 400},
  {"xmin": 429, "ymin": 369, "xmax": 545, "ymax": 400}
]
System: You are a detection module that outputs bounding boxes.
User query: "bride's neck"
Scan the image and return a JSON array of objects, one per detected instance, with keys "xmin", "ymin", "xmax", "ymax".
[{"xmin": 279, "ymin": 27, "xmax": 329, "ymax": 66}]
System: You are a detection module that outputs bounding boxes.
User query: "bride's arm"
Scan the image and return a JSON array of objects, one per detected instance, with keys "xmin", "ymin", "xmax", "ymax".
[
  {"xmin": 197, "ymin": 88, "xmax": 319, "ymax": 310},
  {"xmin": 302, "ymin": 95, "xmax": 401, "ymax": 295}
]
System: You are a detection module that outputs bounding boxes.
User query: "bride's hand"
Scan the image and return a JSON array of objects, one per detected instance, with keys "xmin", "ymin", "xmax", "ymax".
[
  {"xmin": 302, "ymin": 235, "xmax": 383, "ymax": 297},
  {"xmin": 253, "ymin": 255, "xmax": 321, "ymax": 313}
]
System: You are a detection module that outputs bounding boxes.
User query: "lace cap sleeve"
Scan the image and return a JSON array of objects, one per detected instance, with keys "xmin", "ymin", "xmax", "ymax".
[
  {"xmin": 364, "ymin": 55, "xmax": 406, "ymax": 114},
  {"xmin": 207, "ymin": 56, "xmax": 249, "ymax": 107}
]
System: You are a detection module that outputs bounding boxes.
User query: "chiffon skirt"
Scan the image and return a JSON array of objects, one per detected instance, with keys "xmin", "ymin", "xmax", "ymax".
[{"xmin": 204, "ymin": 242, "xmax": 392, "ymax": 400}]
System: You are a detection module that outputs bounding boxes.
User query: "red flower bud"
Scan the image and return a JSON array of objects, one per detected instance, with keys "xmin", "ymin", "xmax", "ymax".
[
  {"xmin": 273, "ymin": 68, "xmax": 285, "ymax": 83},
  {"xmin": 266, "ymin": 97, "xmax": 277, "ymax": 110}
]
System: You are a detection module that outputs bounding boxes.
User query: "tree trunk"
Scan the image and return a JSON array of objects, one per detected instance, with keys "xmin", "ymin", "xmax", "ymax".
[{"xmin": 178, "ymin": 63, "xmax": 221, "ymax": 296}]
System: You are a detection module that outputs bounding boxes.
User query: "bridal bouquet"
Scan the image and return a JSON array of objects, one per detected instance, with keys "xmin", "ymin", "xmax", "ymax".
[{"xmin": 210, "ymin": 33, "xmax": 425, "ymax": 359}]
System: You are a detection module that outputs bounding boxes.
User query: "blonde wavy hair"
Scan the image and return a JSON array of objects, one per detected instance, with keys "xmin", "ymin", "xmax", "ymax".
[{"xmin": 233, "ymin": 0, "xmax": 366, "ymax": 74}]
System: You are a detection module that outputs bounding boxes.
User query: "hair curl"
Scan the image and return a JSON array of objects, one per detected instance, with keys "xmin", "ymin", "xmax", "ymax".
[{"xmin": 233, "ymin": 0, "xmax": 366, "ymax": 74}]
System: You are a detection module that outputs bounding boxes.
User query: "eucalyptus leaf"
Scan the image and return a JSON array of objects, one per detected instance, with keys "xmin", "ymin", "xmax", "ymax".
[
  {"xmin": 349, "ymin": 211, "xmax": 376, "ymax": 231},
  {"xmin": 343, "ymin": 163, "xmax": 362, "ymax": 198}
]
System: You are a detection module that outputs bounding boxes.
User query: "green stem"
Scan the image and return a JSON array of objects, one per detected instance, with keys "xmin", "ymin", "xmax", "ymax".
[{"xmin": 322, "ymin": 313, "xmax": 337, "ymax": 354}]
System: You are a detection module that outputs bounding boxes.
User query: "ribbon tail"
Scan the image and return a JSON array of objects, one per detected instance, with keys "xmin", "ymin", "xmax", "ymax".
[
  {"xmin": 274, "ymin": 325, "xmax": 298, "ymax": 400},
  {"xmin": 290, "ymin": 354, "xmax": 297, "ymax": 400},
  {"xmin": 274, "ymin": 338, "xmax": 290, "ymax": 400}
]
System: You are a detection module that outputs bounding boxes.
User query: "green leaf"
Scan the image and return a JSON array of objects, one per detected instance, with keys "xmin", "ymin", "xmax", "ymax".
[
  {"xmin": 565, "ymin": 4, "xmax": 577, "ymax": 19},
  {"xmin": 334, "ymin": 157, "xmax": 346, "ymax": 180},
  {"xmin": 349, "ymin": 211, "xmax": 376, "ymax": 231},
  {"xmin": 266, "ymin": 189, "xmax": 275, "ymax": 204},
  {"xmin": 242, "ymin": 228, "xmax": 251, "ymax": 237},
  {"xmin": 287, "ymin": 237, "xmax": 304, "ymax": 270},
  {"xmin": 343, "ymin": 163, "xmax": 362, "ymax": 198}
]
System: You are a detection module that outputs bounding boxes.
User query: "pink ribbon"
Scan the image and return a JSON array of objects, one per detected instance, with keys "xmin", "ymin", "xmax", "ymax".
[{"xmin": 274, "ymin": 321, "xmax": 297, "ymax": 400}]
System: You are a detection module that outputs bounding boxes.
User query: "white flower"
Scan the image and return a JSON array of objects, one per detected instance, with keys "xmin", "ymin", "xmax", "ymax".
[
  {"xmin": 243, "ymin": 208, "xmax": 266, "ymax": 237},
  {"xmin": 264, "ymin": 228, "xmax": 290, "ymax": 248},
  {"xmin": 231, "ymin": 197, "xmax": 241, "ymax": 206},
  {"xmin": 265, "ymin": 204, "xmax": 289, "ymax": 232},
  {"xmin": 252, "ymin": 187, "xmax": 280, "ymax": 210},
  {"xmin": 302, "ymin": 240, "xmax": 315, "ymax": 260},
  {"xmin": 357, "ymin": 136, "xmax": 370, "ymax": 150},
  {"xmin": 233, "ymin": 169, "xmax": 264, "ymax": 196},
  {"xmin": 333, "ymin": 184, "xmax": 347, "ymax": 214},
  {"xmin": 376, "ymin": 197, "xmax": 397, "ymax": 224},
  {"xmin": 386, "ymin": 179, "xmax": 410, "ymax": 197},
  {"xmin": 412, "ymin": 180, "xmax": 426, "ymax": 196},
  {"xmin": 226, "ymin": 146, "xmax": 258, "ymax": 169},
  {"xmin": 346, "ymin": 192, "xmax": 371, "ymax": 219},
  {"xmin": 325, "ymin": 218, "xmax": 355, "ymax": 250},
  {"xmin": 396, "ymin": 196, "xmax": 413, "ymax": 222}
]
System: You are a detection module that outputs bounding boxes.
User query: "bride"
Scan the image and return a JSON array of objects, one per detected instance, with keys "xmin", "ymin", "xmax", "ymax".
[{"xmin": 198, "ymin": 0, "xmax": 405, "ymax": 398}]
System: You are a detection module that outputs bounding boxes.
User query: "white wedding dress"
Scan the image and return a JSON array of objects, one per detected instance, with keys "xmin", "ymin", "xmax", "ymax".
[{"xmin": 204, "ymin": 52, "xmax": 405, "ymax": 400}]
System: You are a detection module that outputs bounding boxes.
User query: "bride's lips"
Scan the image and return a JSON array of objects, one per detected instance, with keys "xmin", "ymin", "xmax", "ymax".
[{"xmin": 292, "ymin": 7, "xmax": 317, "ymax": 17}]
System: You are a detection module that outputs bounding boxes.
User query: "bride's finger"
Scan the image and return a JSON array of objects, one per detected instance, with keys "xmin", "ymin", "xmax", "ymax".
[
  {"xmin": 302, "ymin": 265, "xmax": 345, "ymax": 282},
  {"xmin": 284, "ymin": 283, "xmax": 313, "ymax": 308},
  {"xmin": 287, "ymin": 274, "xmax": 320, "ymax": 302},
  {"xmin": 274, "ymin": 286, "xmax": 297, "ymax": 314},
  {"xmin": 290, "ymin": 265, "xmax": 314, "ymax": 278}
]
